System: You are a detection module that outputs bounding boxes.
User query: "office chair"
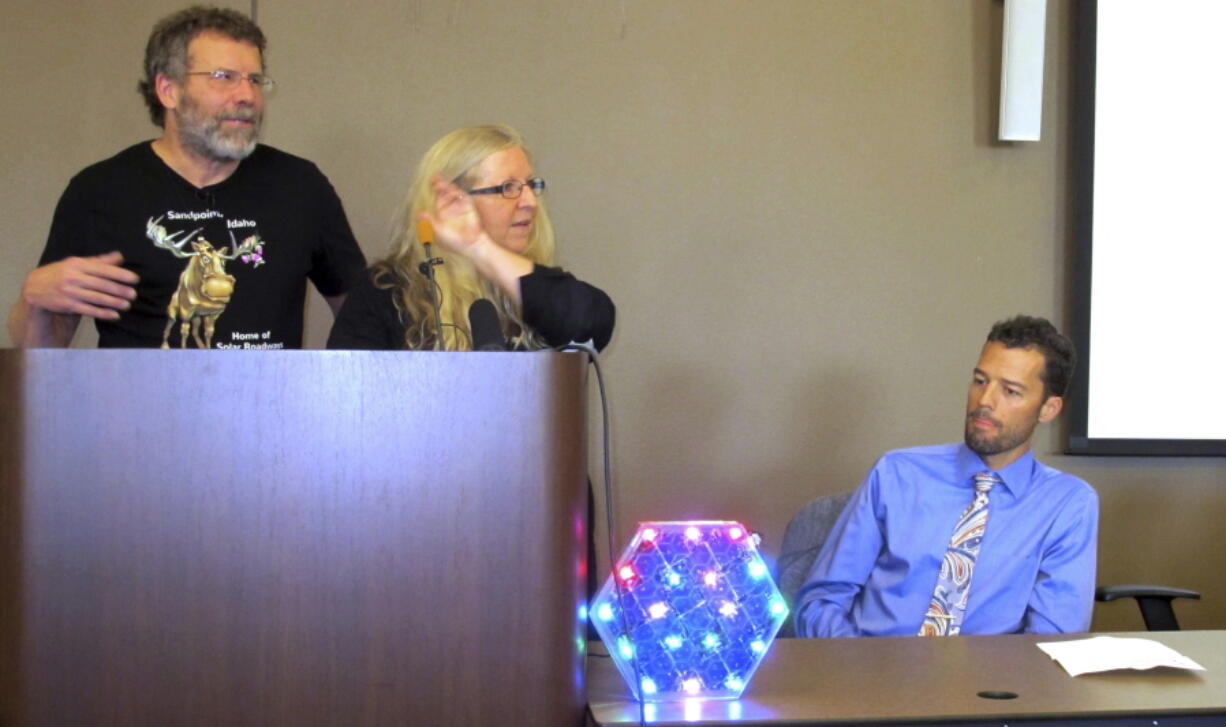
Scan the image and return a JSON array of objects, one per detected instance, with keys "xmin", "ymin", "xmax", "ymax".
[
  {"xmin": 774, "ymin": 491, "xmax": 853, "ymax": 637},
  {"xmin": 1095, "ymin": 584, "xmax": 1201, "ymax": 631}
]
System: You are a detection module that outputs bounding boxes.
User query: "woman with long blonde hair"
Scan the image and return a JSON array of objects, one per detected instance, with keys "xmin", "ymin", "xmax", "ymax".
[{"xmin": 327, "ymin": 125, "xmax": 614, "ymax": 351}]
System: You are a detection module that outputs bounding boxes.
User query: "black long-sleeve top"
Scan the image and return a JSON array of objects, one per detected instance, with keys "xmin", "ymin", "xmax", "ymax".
[{"xmin": 326, "ymin": 264, "xmax": 615, "ymax": 351}]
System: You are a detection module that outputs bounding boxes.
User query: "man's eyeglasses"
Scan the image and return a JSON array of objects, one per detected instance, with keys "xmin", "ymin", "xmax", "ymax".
[
  {"xmin": 466, "ymin": 177, "xmax": 546, "ymax": 199},
  {"xmin": 185, "ymin": 69, "xmax": 277, "ymax": 92}
]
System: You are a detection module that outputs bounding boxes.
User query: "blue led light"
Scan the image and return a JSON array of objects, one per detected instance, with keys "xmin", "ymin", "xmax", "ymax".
[
  {"xmin": 590, "ymin": 520, "xmax": 789, "ymax": 702},
  {"xmin": 618, "ymin": 635, "xmax": 635, "ymax": 660}
]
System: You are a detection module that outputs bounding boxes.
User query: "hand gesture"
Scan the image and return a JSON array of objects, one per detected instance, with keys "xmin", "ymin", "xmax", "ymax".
[
  {"xmin": 21, "ymin": 251, "xmax": 139, "ymax": 320},
  {"xmin": 416, "ymin": 175, "xmax": 488, "ymax": 256}
]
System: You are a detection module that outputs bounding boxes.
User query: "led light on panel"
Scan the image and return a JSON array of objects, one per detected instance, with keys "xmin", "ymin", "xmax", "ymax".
[{"xmin": 589, "ymin": 520, "xmax": 789, "ymax": 702}]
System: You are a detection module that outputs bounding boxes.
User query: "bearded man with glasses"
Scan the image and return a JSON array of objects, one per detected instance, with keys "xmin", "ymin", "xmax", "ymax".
[{"xmin": 9, "ymin": 5, "xmax": 365, "ymax": 349}]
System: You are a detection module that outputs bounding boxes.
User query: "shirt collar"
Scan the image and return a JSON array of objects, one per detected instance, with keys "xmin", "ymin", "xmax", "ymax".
[{"xmin": 956, "ymin": 443, "xmax": 1036, "ymax": 498}]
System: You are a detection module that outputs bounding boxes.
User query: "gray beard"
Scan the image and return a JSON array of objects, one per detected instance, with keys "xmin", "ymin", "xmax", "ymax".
[
  {"xmin": 176, "ymin": 102, "xmax": 260, "ymax": 162},
  {"xmin": 182, "ymin": 125, "xmax": 257, "ymax": 161}
]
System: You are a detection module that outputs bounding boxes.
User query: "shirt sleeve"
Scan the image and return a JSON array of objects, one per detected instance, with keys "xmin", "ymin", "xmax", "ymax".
[
  {"xmin": 1022, "ymin": 482, "xmax": 1099, "ymax": 633},
  {"xmin": 794, "ymin": 468, "xmax": 885, "ymax": 638},
  {"xmin": 519, "ymin": 264, "xmax": 616, "ymax": 351},
  {"xmin": 307, "ymin": 170, "xmax": 366, "ymax": 298},
  {"xmin": 326, "ymin": 271, "xmax": 406, "ymax": 350}
]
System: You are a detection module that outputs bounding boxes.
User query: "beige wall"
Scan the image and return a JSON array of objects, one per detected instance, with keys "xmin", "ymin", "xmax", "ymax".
[{"xmin": 2, "ymin": 1, "xmax": 1222, "ymax": 631}]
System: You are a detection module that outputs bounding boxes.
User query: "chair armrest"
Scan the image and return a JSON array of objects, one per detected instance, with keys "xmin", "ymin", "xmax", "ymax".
[
  {"xmin": 1096, "ymin": 585, "xmax": 1201, "ymax": 602},
  {"xmin": 1096, "ymin": 584, "xmax": 1201, "ymax": 631}
]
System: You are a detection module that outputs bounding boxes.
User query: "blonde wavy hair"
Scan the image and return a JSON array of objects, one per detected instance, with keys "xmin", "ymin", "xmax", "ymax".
[{"xmin": 373, "ymin": 125, "xmax": 556, "ymax": 350}]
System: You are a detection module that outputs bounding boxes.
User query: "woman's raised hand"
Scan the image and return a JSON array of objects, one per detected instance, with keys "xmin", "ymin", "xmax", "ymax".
[{"xmin": 417, "ymin": 175, "xmax": 487, "ymax": 255}]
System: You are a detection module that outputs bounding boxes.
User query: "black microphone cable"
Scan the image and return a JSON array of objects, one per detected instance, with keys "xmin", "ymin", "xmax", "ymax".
[
  {"xmin": 417, "ymin": 244, "xmax": 446, "ymax": 350},
  {"xmin": 555, "ymin": 342, "xmax": 647, "ymax": 727},
  {"xmin": 415, "ymin": 221, "xmax": 446, "ymax": 350}
]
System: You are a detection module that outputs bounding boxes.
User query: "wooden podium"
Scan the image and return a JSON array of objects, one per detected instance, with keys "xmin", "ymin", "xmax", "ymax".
[{"xmin": 0, "ymin": 349, "xmax": 589, "ymax": 726}]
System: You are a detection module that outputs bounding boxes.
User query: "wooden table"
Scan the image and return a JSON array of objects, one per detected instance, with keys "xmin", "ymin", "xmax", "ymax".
[{"xmin": 588, "ymin": 631, "xmax": 1226, "ymax": 725}]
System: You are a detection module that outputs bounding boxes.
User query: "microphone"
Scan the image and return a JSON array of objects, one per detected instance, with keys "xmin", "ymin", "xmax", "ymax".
[
  {"xmin": 416, "ymin": 218, "xmax": 445, "ymax": 350},
  {"xmin": 416, "ymin": 219, "xmax": 435, "ymax": 245},
  {"xmin": 468, "ymin": 299, "xmax": 507, "ymax": 351},
  {"xmin": 416, "ymin": 219, "xmax": 443, "ymax": 275}
]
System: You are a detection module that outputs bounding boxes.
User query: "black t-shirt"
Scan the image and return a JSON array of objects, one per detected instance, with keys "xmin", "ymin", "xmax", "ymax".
[{"xmin": 39, "ymin": 142, "xmax": 366, "ymax": 349}]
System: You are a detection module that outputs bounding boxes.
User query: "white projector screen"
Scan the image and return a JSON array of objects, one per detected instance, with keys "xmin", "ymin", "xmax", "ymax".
[{"xmin": 1069, "ymin": 0, "xmax": 1226, "ymax": 455}]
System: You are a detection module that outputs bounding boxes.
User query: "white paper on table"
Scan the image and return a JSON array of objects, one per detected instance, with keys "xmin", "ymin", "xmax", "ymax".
[{"xmin": 1037, "ymin": 636, "xmax": 1206, "ymax": 677}]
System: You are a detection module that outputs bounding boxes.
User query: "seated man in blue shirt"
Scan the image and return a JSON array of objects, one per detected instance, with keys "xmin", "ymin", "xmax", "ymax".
[{"xmin": 795, "ymin": 315, "xmax": 1098, "ymax": 637}]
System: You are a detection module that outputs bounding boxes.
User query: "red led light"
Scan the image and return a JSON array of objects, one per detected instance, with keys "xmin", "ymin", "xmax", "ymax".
[
  {"xmin": 641, "ymin": 528, "xmax": 659, "ymax": 543},
  {"xmin": 728, "ymin": 526, "xmax": 745, "ymax": 541},
  {"xmin": 618, "ymin": 564, "xmax": 638, "ymax": 584}
]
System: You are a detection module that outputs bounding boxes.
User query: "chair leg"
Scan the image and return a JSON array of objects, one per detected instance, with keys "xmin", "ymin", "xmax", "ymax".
[{"xmin": 1137, "ymin": 597, "xmax": 1180, "ymax": 631}]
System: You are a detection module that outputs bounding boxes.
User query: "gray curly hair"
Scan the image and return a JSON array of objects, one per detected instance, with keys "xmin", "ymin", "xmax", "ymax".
[{"xmin": 137, "ymin": 5, "xmax": 266, "ymax": 127}]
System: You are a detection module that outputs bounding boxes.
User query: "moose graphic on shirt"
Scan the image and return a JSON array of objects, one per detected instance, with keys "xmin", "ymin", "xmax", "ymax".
[{"xmin": 145, "ymin": 215, "xmax": 266, "ymax": 349}]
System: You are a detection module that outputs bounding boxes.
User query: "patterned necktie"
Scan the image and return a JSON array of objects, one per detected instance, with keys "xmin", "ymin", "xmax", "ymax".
[{"xmin": 918, "ymin": 472, "xmax": 1000, "ymax": 636}]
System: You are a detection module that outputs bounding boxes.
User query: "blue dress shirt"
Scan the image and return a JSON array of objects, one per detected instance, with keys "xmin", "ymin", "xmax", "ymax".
[{"xmin": 794, "ymin": 443, "xmax": 1098, "ymax": 638}]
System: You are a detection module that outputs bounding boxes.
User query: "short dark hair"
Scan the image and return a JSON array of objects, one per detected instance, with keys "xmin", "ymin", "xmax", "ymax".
[
  {"xmin": 986, "ymin": 314, "xmax": 1077, "ymax": 399},
  {"xmin": 138, "ymin": 6, "xmax": 266, "ymax": 127}
]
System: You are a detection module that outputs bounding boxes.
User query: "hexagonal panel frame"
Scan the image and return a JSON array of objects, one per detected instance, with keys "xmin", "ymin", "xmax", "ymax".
[{"xmin": 590, "ymin": 520, "xmax": 788, "ymax": 701}]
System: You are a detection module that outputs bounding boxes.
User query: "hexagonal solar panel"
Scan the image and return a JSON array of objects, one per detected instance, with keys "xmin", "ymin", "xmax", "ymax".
[{"xmin": 590, "ymin": 521, "xmax": 788, "ymax": 701}]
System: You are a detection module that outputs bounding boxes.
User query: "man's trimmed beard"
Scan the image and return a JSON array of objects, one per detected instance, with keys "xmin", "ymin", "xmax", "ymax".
[
  {"xmin": 176, "ymin": 91, "xmax": 260, "ymax": 162},
  {"xmin": 964, "ymin": 408, "xmax": 1039, "ymax": 457}
]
